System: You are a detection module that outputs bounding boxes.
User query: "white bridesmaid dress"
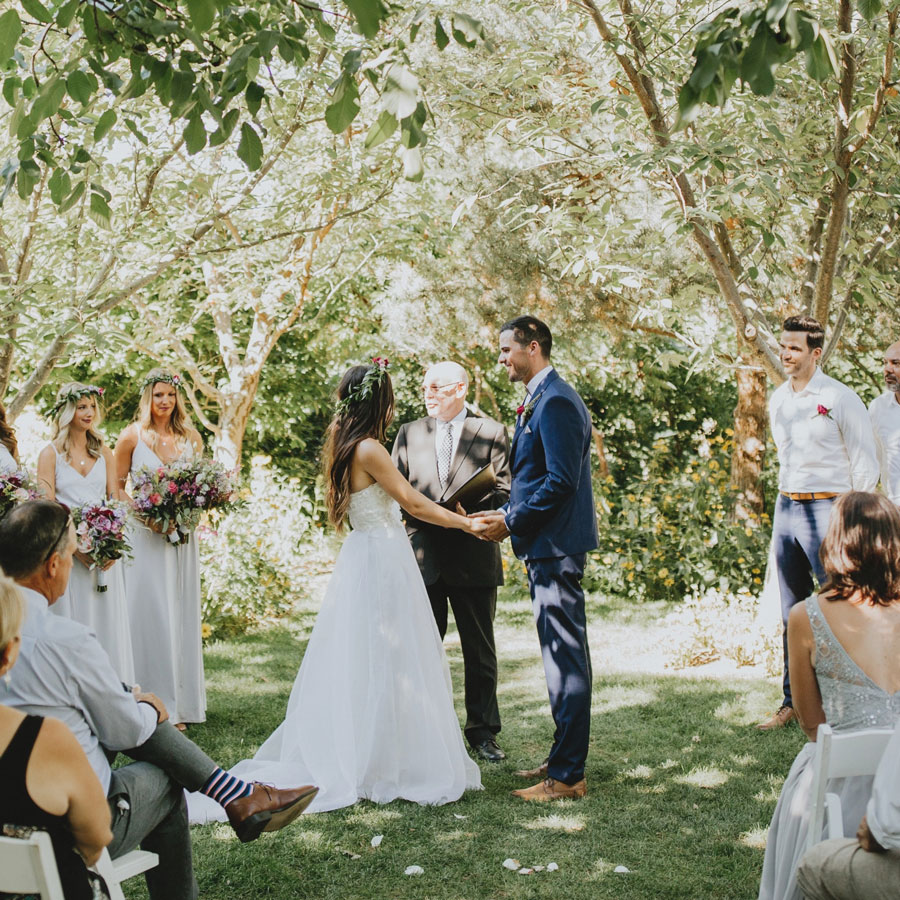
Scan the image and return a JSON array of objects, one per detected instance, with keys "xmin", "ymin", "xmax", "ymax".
[
  {"xmin": 0, "ymin": 444, "xmax": 17, "ymax": 474},
  {"xmin": 49, "ymin": 447, "xmax": 135, "ymax": 683},
  {"xmin": 189, "ymin": 482, "xmax": 481, "ymax": 822},
  {"xmin": 124, "ymin": 434, "xmax": 206, "ymax": 724}
]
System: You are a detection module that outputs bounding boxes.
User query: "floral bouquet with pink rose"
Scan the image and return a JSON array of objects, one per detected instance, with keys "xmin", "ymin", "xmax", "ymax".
[
  {"xmin": 0, "ymin": 470, "xmax": 41, "ymax": 519},
  {"xmin": 72, "ymin": 500, "xmax": 132, "ymax": 592},
  {"xmin": 132, "ymin": 459, "xmax": 236, "ymax": 545}
]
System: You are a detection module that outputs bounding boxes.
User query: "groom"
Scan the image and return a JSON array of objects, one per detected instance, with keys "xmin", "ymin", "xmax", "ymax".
[{"xmin": 477, "ymin": 316, "xmax": 598, "ymax": 801}]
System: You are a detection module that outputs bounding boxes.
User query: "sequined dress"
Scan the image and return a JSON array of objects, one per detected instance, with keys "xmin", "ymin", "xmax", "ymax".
[
  {"xmin": 189, "ymin": 482, "xmax": 481, "ymax": 820},
  {"xmin": 758, "ymin": 593, "xmax": 900, "ymax": 899}
]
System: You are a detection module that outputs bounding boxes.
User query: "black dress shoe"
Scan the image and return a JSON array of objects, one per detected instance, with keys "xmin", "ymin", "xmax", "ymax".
[{"xmin": 472, "ymin": 739, "xmax": 506, "ymax": 762}]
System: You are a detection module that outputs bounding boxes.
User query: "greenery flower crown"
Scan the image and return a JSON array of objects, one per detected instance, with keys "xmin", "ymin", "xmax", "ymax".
[
  {"xmin": 335, "ymin": 357, "xmax": 390, "ymax": 416},
  {"xmin": 50, "ymin": 385, "xmax": 104, "ymax": 418},
  {"xmin": 141, "ymin": 372, "xmax": 183, "ymax": 392}
]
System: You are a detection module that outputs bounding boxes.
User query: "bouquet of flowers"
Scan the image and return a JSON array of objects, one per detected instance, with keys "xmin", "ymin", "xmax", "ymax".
[
  {"xmin": 132, "ymin": 459, "xmax": 236, "ymax": 544},
  {"xmin": 0, "ymin": 470, "xmax": 41, "ymax": 519},
  {"xmin": 72, "ymin": 501, "xmax": 132, "ymax": 592}
]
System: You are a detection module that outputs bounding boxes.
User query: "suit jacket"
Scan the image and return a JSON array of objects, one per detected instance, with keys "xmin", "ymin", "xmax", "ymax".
[
  {"xmin": 392, "ymin": 411, "xmax": 511, "ymax": 587},
  {"xmin": 507, "ymin": 369, "xmax": 599, "ymax": 561}
]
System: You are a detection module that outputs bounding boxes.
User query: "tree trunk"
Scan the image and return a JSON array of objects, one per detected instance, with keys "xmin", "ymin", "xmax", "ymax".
[{"xmin": 731, "ymin": 356, "xmax": 767, "ymax": 523}]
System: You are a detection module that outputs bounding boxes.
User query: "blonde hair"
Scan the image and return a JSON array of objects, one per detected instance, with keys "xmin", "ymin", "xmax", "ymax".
[
  {"xmin": 51, "ymin": 382, "xmax": 105, "ymax": 461},
  {"xmin": 0, "ymin": 571, "xmax": 25, "ymax": 657},
  {"xmin": 137, "ymin": 369, "xmax": 191, "ymax": 451}
]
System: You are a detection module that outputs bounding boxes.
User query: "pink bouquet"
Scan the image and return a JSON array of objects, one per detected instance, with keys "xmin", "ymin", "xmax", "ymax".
[
  {"xmin": 0, "ymin": 470, "xmax": 41, "ymax": 519},
  {"xmin": 132, "ymin": 459, "xmax": 236, "ymax": 544},
  {"xmin": 72, "ymin": 501, "xmax": 132, "ymax": 592}
]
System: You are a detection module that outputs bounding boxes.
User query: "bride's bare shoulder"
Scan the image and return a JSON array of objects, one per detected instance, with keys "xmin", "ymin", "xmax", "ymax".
[{"xmin": 354, "ymin": 438, "xmax": 387, "ymax": 462}]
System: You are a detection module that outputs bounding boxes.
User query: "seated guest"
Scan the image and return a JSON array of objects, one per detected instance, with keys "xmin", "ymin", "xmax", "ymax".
[
  {"xmin": 797, "ymin": 719, "xmax": 900, "ymax": 899},
  {"xmin": 758, "ymin": 492, "xmax": 900, "ymax": 900},
  {"xmin": 0, "ymin": 501, "xmax": 318, "ymax": 900},
  {"xmin": 0, "ymin": 572, "xmax": 112, "ymax": 899}
]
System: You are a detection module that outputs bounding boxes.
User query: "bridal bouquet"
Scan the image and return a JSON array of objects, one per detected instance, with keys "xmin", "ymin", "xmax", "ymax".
[
  {"xmin": 132, "ymin": 459, "xmax": 236, "ymax": 544},
  {"xmin": 0, "ymin": 470, "xmax": 41, "ymax": 519},
  {"xmin": 72, "ymin": 501, "xmax": 132, "ymax": 592}
]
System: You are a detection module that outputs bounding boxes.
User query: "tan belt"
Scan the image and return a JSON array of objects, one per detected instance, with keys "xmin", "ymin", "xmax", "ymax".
[{"xmin": 780, "ymin": 491, "xmax": 839, "ymax": 501}]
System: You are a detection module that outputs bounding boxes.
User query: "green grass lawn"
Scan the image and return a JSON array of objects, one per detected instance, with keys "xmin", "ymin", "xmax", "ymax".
[{"xmin": 126, "ymin": 588, "xmax": 803, "ymax": 899}]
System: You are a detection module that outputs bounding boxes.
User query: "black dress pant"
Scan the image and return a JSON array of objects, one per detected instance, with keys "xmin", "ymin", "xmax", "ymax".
[{"xmin": 427, "ymin": 578, "xmax": 501, "ymax": 747}]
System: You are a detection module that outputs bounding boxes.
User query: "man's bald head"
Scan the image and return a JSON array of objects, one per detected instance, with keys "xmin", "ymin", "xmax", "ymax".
[
  {"xmin": 424, "ymin": 361, "xmax": 468, "ymax": 389},
  {"xmin": 422, "ymin": 361, "xmax": 468, "ymax": 421}
]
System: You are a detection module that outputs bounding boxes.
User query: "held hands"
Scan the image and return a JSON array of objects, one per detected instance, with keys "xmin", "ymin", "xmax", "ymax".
[
  {"xmin": 133, "ymin": 685, "xmax": 169, "ymax": 724},
  {"xmin": 856, "ymin": 815, "xmax": 887, "ymax": 853},
  {"xmin": 467, "ymin": 510, "xmax": 509, "ymax": 543}
]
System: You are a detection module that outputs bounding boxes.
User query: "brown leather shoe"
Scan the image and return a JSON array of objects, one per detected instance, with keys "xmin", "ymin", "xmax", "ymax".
[
  {"xmin": 225, "ymin": 783, "xmax": 319, "ymax": 843},
  {"xmin": 756, "ymin": 705, "xmax": 796, "ymax": 730},
  {"xmin": 512, "ymin": 777, "xmax": 587, "ymax": 802},
  {"xmin": 514, "ymin": 759, "xmax": 549, "ymax": 779}
]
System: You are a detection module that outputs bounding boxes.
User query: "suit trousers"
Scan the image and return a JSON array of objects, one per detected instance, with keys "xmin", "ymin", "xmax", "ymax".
[
  {"xmin": 426, "ymin": 579, "xmax": 500, "ymax": 747},
  {"xmin": 797, "ymin": 838, "xmax": 900, "ymax": 900},
  {"xmin": 526, "ymin": 554, "xmax": 592, "ymax": 785},
  {"xmin": 772, "ymin": 494, "xmax": 835, "ymax": 707},
  {"xmin": 105, "ymin": 720, "xmax": 219, "ymax": 900}
]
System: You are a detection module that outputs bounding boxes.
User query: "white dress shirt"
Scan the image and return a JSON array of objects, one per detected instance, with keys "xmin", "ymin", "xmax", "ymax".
[
  {"xmin": 0, "ymin": 443, "xmax": 16, "ymax": 474},
  {"xmin": 867, "ymin": 720, "xmax": 900, "ymax": 850},
  {"xmin": 433, "ymin": 407, "xmax": 468, "ymax": 463},
  {"xmin": 769, "ymin": 368, "xmax": 879, "ymax": 493},
  {"xmin": 7, "ymin": 587, "xmax": 157, "ymax": 792},
  {"xmin": 869, "ymin": 391, "xmax": 900, "ymax": 504}
]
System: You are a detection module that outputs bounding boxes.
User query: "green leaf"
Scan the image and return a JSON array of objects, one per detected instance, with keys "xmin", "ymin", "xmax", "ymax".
[
  {"xmin": 402, "ymin": 146, "xmax": 423, "ymax": 182},
  {"xmin": 94, "ymin": 109, "xmax": 117, "ymax": 142},
  {"xmin": 209, "ymin": 107, "xmax": 239, "ymax": 146},
  {"xmin": 324, "ymin": 72, "xmax": 359, "ymax": 133},
  {"xmin": 124, "ymin": 118, "xmax": 148, "ymax": 145},
  {"xmin": 56, "ymin": 0, "xmax": 79, "ymax": 28},
  {"xmin": 364, "ymin": 110, "xmax": 397, "ymax": 149},
  {"xmin": 186, "ymin": 0, "xmax": 216, "ymax": 32},
  {"xmin": 246, "ymin": 81, "xmax": 264, "ymax": 117},
  {"xmin": 740, "ymin": 27, "xmax": 777, "ymax": 95},
  {"xmin": 66, "ymin": 71, "xmax": 92, "ymax": 106},
  {"xmin": 16, "ymin": 164, "xmax": 38, "ymax": 200},
  {"xmin": 400, "ymin": 105, "xmax": 426, "ymax": 148},
  {"xmin": 451, "ymin": 13, "xmax": 485, "ymax": 48},
  {"xmin": 806, "ymin": 32, "xmax": 839, "ymax": 82},
  {"xmin": 171, "ymin": 70, "xmax": 194, "ymax": 105},
  {"xmin": 236, "ymin": 122, "xmax": 263, "ymax": 170},
  {"xmin": 47, "ymin": 167, "xmax": 70, "ymax": 205},
  {"xmin": 434, "ymin": 16, "xmax": 449, "ymax": 51},
  {"xmin": 344, "ymin": 0, "xmax": 388, "ymax": 38},
  {"xmin": 0, "ymin": 9, "xmax": 22, "ymax": 65},
  {"xmin": 20, "ymin": 0, "xmax": 52, "ymax": 24},
  {"xmin": 184, "ymin": 114, "xmax": 206, "ymax": 154},
  {"xmin": 381, "ymin": 64, "xmax": 418, "ymax": 120},
  {"xmin": 857, "ymin": 0, "xmax": 883, "ymax": 21},
  {"xmin": 58, "ymin": 179, "xmax": 85, "ymax": 213},
  {"xmin": 89, "ymin": 191, "xmax": 112, "ymax": 228}
]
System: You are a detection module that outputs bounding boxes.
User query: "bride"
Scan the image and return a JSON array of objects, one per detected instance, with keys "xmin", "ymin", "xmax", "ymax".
[{"xmin": 191, "ymin": 359, "xmax": 485, "ymax": 818}]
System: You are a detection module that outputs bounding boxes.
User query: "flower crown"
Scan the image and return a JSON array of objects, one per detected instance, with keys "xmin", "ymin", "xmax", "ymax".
[
  {"xmin": 335, "ymin": 357, "xmax": 390, "ymax": 416},
  {"xmin": 141, "ymin": 372, "xmax": 183, "ymax": 392},
  {"xmin": 49, "ymin": 385, "xmax": 104, "ymax": 418}
]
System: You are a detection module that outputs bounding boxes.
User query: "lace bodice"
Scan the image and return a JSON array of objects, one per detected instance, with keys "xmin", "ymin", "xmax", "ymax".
[
  {"xmin": 808, "ymin": 593, "xmax": 900, "ymax": 731},
  {"xmin": 348, "ymin": 483, "xmax": 404, "ymax": 533}
]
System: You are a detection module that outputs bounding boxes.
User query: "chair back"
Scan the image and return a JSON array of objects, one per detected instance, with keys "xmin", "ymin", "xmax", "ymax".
[
  {"xmin": 806, "ymin": 723, "xmax": 894, "ymax": 851},
  {"xmin": 0, "ymin": 830, "xmax": 66, "ymax": 899}
]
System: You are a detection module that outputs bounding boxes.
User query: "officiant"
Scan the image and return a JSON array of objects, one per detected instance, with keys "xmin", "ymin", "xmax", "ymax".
[{"xmin": 392, "ymin": 361, "xmax": 511, "ymax": 762}]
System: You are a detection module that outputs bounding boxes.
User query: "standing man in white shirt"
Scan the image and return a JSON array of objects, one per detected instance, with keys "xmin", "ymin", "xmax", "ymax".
[
  {"xmin": 758, "ymin": 316, "xmax": 879, "ymax": 730},
  {"xmin": 797, "ymin": 720, "xmax": 900, "ymax": 898},
  {"xmin": 869, "ymin": 339, "xmax": 900, "ymax": 505}
]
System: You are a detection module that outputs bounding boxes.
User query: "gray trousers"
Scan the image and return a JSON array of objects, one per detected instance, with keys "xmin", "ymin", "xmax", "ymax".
[
  {"xmin": 105, "ymin": 721, "xmax": 218, "ymax": 900},
  {"xmin": 797, "ymin": 838, "xmax": 900, "ymax": 900}
]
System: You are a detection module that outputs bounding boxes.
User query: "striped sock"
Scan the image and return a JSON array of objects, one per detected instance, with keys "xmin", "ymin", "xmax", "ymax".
[{"xmin": 200, "ymin": 768, "xmax": 253, "ymax": 807}]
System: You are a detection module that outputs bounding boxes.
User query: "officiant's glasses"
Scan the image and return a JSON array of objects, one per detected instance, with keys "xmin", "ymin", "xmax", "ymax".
[{"xmin": 422, "ymin": 381, "xmax": 462, "ymax": 397}]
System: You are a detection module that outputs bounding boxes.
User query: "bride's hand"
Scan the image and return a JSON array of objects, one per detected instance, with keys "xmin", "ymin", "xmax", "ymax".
[{"xmin": 466, "ymin": 517, "xmax": 489, "ymax": 536}]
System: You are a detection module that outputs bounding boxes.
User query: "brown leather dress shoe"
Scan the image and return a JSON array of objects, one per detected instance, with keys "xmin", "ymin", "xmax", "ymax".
[
  {"xmin": 514, "ymin": 759, "xmax": 549, "ymax": 779},
  {"xmin": 225, "ymin": 783, "xmax": 319, "ymax": 843},
  {"xmin": 512, "ymin": 777, "xmax": 587, "ymax": 802},
  {"xmin": 756, "ymin": 705, "xmax": 796, "ymax": 730}
]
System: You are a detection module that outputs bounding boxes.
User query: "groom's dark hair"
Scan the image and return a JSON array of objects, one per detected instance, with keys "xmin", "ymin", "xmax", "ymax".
[{"xmin": 501, "ymin": 316, "xmax": 552, "ymax": 358}]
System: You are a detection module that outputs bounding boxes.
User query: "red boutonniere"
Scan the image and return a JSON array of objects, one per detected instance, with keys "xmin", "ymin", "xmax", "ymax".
[
  {"xmin": 516, "ymin": 390, "xmax": 545, "ymax": 426},
  {"xmin": 814, "ymin": 404, "xmax": 833, "ymax": 420}
]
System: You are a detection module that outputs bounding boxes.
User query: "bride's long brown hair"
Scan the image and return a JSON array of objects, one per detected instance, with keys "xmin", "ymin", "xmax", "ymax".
[
  {"xmin": 323, "ymin": 364, "xmax": 394, "ymax": 530},
  {"xmin": 0, "ymin": 401, "xmax": 18, "ymax": 462}
]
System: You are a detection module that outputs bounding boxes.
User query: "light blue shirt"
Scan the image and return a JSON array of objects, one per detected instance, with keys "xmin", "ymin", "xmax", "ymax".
[{"xmin": 7, "ymin": 586, "xmax": 157, "ymax": 792}]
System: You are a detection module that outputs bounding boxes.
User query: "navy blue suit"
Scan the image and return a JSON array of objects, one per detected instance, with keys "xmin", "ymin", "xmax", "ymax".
[{"xmin": 507, "ymin": 369, "xmax": 598, "ymax": 784}]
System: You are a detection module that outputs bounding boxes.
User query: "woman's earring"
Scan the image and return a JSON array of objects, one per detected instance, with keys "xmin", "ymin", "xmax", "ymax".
[{"xmin": 2, "ymin": 672, "xmax": 10, "ymax": 688}]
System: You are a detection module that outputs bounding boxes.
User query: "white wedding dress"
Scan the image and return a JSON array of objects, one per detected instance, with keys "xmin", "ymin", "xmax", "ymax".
[
  {"xmin": 0, "ymin": 444, "xmax": 16, "ymax": 474},
  {"xmin": 189, "ymin": 482, "xmax": 481, "ymax": 820},
  {"xmin": 123, "ymin": 435, "xmax": 206, "ymax": 722},
  {"xmin": 49, "ymin": 448, "xmax": 135, "ymax": 683}
]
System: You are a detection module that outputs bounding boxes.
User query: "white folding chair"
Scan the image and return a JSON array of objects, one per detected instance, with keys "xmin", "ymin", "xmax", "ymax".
[
  {"xmin": 0, "ymin": 830, "xmax": 158, "ymax": 900},
  {"xmin": 0, "ymin": 830, "xmax": 65, "ymax": 899},
  {"xmin": 806, "ymin": 722, "xmax": 894, "ymax": 851}
]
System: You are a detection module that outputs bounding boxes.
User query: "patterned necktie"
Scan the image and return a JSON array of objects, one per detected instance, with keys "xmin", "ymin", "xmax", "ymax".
[{"xmin": 438, "ymin": 422, "xmax": 453, "ymax": 488}]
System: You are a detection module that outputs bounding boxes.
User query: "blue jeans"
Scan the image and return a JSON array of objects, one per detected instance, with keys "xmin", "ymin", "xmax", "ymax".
[
  {"xmin": 772, "ymin": 494, "xmax": 835, "ymax": 707},
  {"xmin": 526, "ymin": 554, "xmax": 592, "ymax": 784}
]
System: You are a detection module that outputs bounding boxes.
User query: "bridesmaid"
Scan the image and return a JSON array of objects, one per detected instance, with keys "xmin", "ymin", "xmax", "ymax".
[
  {"xmin": 115, "ymin": 369, "xmax": 206, "ymax": 729},
  {"xmin": 0, "ymin": 401, "xmax": 18, "ymax": 474},
  {"xmin": 36, "ymin": 383, "xmax": 135, "ymax": 682}
]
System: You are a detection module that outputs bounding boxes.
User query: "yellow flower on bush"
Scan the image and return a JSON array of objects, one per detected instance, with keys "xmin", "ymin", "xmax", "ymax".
[{"xmin": 201, "ymin": 623, "xmax": 213, "ymax": 640}]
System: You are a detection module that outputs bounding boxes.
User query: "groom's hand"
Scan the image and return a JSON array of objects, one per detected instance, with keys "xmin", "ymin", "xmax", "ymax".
[{"xmin": 472, "ymin": 511, "xmax": 509, "ymax": 542}]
